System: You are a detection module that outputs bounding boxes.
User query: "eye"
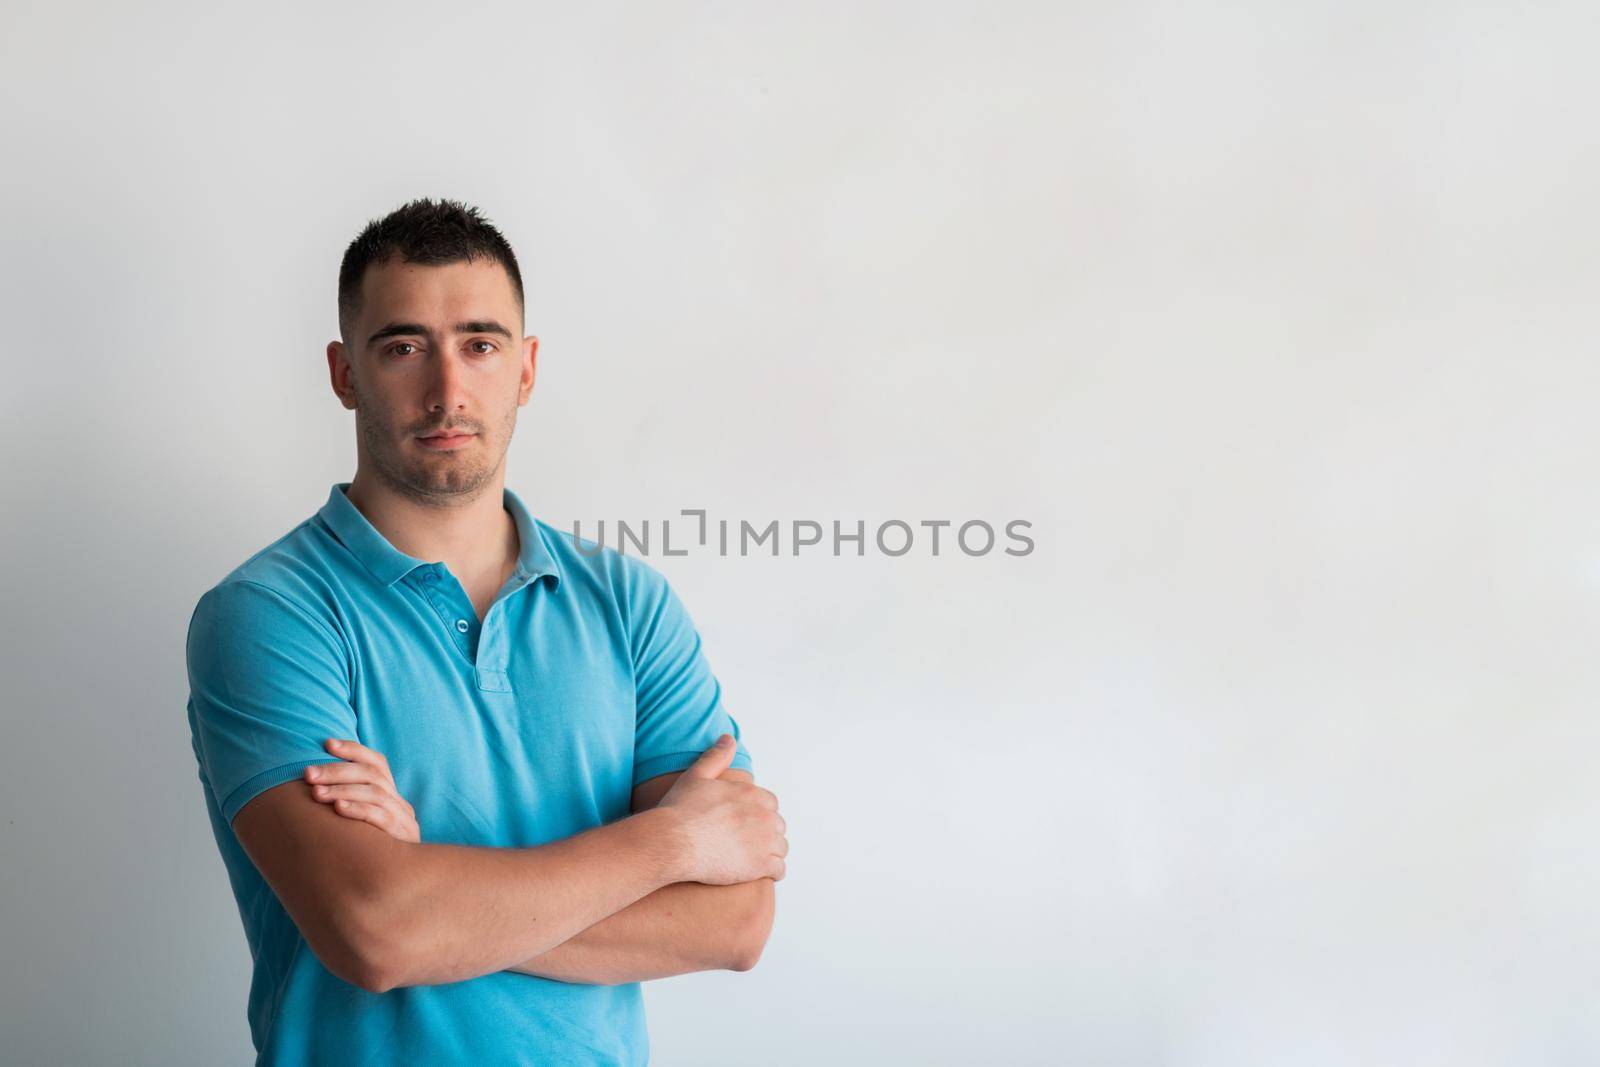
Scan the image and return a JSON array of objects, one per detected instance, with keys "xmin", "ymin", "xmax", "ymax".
[
  {"xmin": 387, "ymin": 342, "xmax": 418, "ymax": 357},
  {"xmin": 470, "ymin": 341, "xmax": 497, "ymax": 354}
]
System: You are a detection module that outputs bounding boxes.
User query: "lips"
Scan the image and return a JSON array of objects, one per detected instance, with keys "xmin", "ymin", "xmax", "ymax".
[{"xmin": 416, "ymin": 431, "xmax": 476, "ymax": 450}]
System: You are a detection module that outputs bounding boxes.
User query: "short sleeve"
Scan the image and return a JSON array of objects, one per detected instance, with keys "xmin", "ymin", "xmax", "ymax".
[
  {"xmin": 626, "ymin": 563, "xmax": 754, "ymax": 787},
  {"xmin": 185, "ymin": 579, "xmax": 358, "ymax": 826}
]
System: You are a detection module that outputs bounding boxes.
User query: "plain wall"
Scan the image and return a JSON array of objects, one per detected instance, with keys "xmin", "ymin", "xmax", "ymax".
[{"xmin": 2, "ymin": 2, "xmax": 1594, "ymax": 1063}]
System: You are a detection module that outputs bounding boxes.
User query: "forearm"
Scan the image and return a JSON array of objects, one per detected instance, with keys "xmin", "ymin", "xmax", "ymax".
[
  {"xmin": 350, "ymin": 807, "xmax": 684, "ymax": 991},
  {"xmin": 508, "ymin": 877, "xmax": 773, "ymax": 985}
]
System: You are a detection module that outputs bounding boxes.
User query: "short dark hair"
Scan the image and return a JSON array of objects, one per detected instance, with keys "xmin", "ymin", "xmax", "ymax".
[{"xmin": 337, "ymin": 197, "xmax": 524, "ymax": 345}]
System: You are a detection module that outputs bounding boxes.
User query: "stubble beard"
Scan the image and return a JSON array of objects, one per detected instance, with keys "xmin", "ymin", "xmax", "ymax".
[{"xmin": 353, "ymin": 386, "xmax": 517, "ymax": 508}]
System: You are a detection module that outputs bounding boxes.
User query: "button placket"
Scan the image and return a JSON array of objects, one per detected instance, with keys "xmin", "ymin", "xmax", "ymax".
[
  {"xmin": 407, "ymin": 565, "xmax": 538, "ymax": 678},
  {"xmin": 413, "ymin": 566, "xmax": 480, "ymax": 661},
  {"xmin": 471, "ymin": 572, "xmax": 540, "ymax": 694},
  {"xmin": 474, "ymin": 601, "xmax": 513, "ymax": 692},
  {"xmin": 448, "ymin": 598, "xmax": 479, "ymax": 659}
]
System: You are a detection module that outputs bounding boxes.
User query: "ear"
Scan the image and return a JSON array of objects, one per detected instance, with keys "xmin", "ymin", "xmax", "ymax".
[
  {"xmin": 518, "ymin": 335, "xmax": 538, "ymax": 406},
  {"xmin": 327, "ymin": 341, "xmax": 358, "ymax": 411}
]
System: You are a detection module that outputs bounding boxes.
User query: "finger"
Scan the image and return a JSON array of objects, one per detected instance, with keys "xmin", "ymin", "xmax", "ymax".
[
  {"xmin": 323, "ymin": 738, "xmax": 394, "ymax": 782},
  {"xmin": 768, "ymin": 857, "xmax": 786, "ymax": 882},
  {"xmin": 304, "ymin": 764, "xmax": 417, "ymax": 821},
  {"xmin": 315, "ymin": 780, "xmax": 417, "ymax": 827},
  {"xmin": 332, "ymin": 798, "xmax": 392, "ymax": 831},
  {"xmin": 333, "ymin": 798, "xmax": 420, "ymax": 843},
  {"xmin": 775, "ymin": 814, "xmax": 786, "ymax": 835},
  {"xmin": 758, "ymin": 787, "xmax": 780, "ymax": 811},
  {"xmin": 311, "ymin": 782, "xmax": 395, "ymax": 807},
  {"xmin": 305, "ymin": 767, "xmax": 419, "ymax": 825},
  {"xmin": 305, "ymin": 761, "xmax": 388, "ymax": 787},
  {"xmin": 393, "ymin": 811, "xmax": 421, "ymax": 842},
  {"xmin": 324, "ymin": 738, "xmax": 394, "ymax": 782},
  {"xmin": 332, "ymin": 798, "xmax": 403, "ymax": 834},
  {"xmin": 683, "ymin": 734, "xmax": 736, "ymax": 780}
]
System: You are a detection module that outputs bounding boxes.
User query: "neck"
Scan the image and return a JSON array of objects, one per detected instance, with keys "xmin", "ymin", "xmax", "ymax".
[{"xmin": 343, "ymin": 467, "xmax": 519, "ymax": 583}]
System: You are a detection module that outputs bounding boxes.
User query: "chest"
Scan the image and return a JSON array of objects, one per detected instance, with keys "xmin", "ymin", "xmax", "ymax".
[{"xmin": 342, "ymin": 585, "xmax": 638, "ymax": 846}]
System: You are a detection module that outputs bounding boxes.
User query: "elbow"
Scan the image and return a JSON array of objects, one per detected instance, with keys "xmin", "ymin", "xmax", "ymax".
[
  {"xmin": 343, "ymin": 896, "xmax": 416, "ymax": 993},
  {"xmin": 728, "ymin": 877, "xmax": 776, "ymax": 973},
  {"xmin": 330, "ymin": 947, "xmax": 396, "ymax": 995},
  {"xmin": 308, "ymin": 874, "xmax": 415, "ymax": 993},
  {"xmin": 308, "ymin": 909, "xmax": 404, "ymax": 994},
  {"xmin": 728, "ymin": 928, "xmax": 769, "ymax": 973},
  {"xmin": 343, "ymin": 919, "xmax": 406, "ymax": 994}
]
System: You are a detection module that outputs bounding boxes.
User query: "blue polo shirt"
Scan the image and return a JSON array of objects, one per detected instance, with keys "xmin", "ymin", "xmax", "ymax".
[{"xmin": 185, "ymin": 481, "xmax": 754, "ymax": 1066}]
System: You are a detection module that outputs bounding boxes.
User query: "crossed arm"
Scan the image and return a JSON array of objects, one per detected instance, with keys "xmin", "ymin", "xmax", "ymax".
[
  {"xmin": 504, "ymin": 767, "xmax": 776, "ymax": 984},
  {"xmin": 238, "ymin": 742, "xmax": 780, "ymax": 991}
]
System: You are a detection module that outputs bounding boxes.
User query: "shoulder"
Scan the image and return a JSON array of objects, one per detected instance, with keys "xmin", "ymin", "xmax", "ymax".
[
  {"xmin": 186, "ymin": 580, "xmax": 350, "ymax": 683},
  {"xmin": 188, "ymin": 515, "xmax": 348, "ymax": 649},
  {"xmin": 530, "ymin": 519, "xmax": 703, "ymax": 660}
]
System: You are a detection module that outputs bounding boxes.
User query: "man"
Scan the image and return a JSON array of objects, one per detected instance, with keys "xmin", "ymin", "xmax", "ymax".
[{"xmin": 184, "ymin": 197, "xmax": 786, "ymax": 1065}]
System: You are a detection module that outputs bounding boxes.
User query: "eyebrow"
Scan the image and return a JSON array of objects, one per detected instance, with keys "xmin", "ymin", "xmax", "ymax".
[{"xmin": 366, "ymin": 320, "xmax": 515, "ymax": 347}]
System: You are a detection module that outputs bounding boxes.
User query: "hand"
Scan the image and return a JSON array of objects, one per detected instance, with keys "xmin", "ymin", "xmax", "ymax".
[
  {"xmin": 303, "ymin": 738, "xmax": 421, "ymax": 843},
  {"xmin": 655, "ymin": 734, "xmax": 787, "ymax": 885}
]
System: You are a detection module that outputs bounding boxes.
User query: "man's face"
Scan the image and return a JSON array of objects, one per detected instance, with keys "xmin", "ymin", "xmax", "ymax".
[{"xmin": 328, "ymin": 257, "xmax": 536, "ymax": 504}]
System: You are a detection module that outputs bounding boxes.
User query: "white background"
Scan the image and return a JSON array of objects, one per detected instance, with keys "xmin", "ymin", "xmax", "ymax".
[{"xmin": 2, "ymin": 2, "xmax": 1595, "ymax": 1064}]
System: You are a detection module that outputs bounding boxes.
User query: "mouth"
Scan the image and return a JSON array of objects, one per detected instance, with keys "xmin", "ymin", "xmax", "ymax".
[{"xmin": 416, "ymin": 431, "xmax": 476, "ymax": 451}]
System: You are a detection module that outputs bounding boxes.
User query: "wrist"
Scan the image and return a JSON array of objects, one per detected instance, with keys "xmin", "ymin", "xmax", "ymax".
[{"xmin": 628, "ymin": 806, "xmax": 691, "ymax": 886}]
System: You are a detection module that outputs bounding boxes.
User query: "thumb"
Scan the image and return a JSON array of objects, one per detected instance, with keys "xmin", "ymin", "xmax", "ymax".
[{"xmin": 684, "ymin": 733, "xmax": 737, "ymax": 779}]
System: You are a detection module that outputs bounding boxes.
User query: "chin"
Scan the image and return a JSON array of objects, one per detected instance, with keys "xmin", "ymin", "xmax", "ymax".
[{"xmin": 419, "ymin": 466, "xmax": 492, "ymax": 495}]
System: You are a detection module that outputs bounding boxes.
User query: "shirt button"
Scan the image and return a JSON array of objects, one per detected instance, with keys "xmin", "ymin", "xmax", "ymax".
[
  {"xmin": 456, "ymin": 619, "xmax": 469, "ymax": 633},
  {"xmin": 424, "ymin": 572, "xmax": 438, "ymax": 584}
]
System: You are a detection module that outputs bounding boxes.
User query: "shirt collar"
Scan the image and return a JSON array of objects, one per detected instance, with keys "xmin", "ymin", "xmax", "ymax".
[{"xmin": 316, "ymin": 481, "xmax": 562, "ymax": 591}]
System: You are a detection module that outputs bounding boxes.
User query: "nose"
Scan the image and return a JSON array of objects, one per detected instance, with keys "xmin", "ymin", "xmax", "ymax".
[{"xmin": 425, "ymin": 349, "xmax": 470, "ymax": 415}]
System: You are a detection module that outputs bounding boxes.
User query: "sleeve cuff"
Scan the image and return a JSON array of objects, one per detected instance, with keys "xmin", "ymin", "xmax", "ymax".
[
  {"xmin": 632, "ymin": 749, "xmax": 754, "ymax": 788},
  {"xmin": 220, "ymin": 757, "xmax": 348, "ymax": 825}
]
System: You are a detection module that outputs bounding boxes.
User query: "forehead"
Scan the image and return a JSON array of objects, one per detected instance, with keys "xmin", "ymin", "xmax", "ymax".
[{"xmin": 357, "ymin": 257, "xmax": 519, "ymax": 327}]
